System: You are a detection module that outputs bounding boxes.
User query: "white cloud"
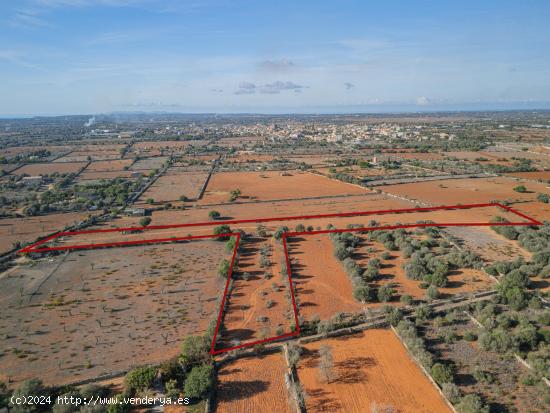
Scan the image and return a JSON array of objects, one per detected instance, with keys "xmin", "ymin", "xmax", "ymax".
[
  {"xmin": 258, "ymin": 59, "xmax": 295, "ymax": 72},
  {"xmin": 416, "ymin": 96, "xmax": 431, "ymax": 106}
]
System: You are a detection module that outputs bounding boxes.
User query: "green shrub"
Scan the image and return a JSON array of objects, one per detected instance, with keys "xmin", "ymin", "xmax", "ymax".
[{"xmin": 184, "ymin": 364, "xmax": 214, "ymax": 399}]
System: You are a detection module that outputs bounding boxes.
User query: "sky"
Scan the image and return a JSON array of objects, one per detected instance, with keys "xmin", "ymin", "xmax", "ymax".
[{"xmin": 1, "ymin": 0, "xmax": 549, "ymax": 115}]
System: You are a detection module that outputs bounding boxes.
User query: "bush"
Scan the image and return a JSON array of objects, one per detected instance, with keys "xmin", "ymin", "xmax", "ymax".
[
  {"xmin": 11, "ymin": 380, "xmax": 47, "ymax": 412},
  {"xmin": 217, "ymin": 259, "xmax": 231, "ymax": 278},
  {"xmin": 426, "ymin": 285, "xmax": 440, "ymax": 301},
  {"xmin": 179, "ymin": 335, "xmax": 210, "ymax": 369},
  {"xmin": 513, "ymin": 185, "xmax": 527, "ymax": 193},
  {"xmin": 377, "ymin": 283, "xmax": 395, "ymax": 302},
  {"xmin": 537, "ymin": 193, "xmax": 550, "ymax": 203},
  {"xmin": 353, "ymin": 284, "xmax": 372, "ymax": 302},
  {"xmin": 184, "ymin": 364, "xmax": 214, "ymax": 399},
  {"xmin": 273, "ymin": 226, "xmax": 288, "ymax": 241},
  {"xmin": 431, "ymin": 363, "xmax": 454, "ymax": 385},
  {"xmin": 400, "ymin": 294, "xmax": 413, "ymax": 305},
  {"xmin": 456, "ymin": 394, "xmax": 489, "ymax": 413},
  {"xmin": 213, "ymin": 225, "xmax": 232, "ymax": 240},
  {"xmin": 139, "ymin": 217, "xmax": 151, "ymax": 227},
  {"xmin": 208, "ymin": 210, "xmax": 221, "ymax": 220},
  {"xmin": 463, "ymin": 331, "xmax": 477, "ymax": 341},
  {"xmin": 442, "ymin": 382, "xmax": 461, "ymax": 404},
  {"xmin": 125, "ymin": 367, "xmax": 156, "ymax": 395}
]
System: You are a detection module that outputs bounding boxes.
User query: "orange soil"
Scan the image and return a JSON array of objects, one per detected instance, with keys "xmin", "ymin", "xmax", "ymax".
[
  {"xmin": 77, "ymin": 170, "xmax": 134, "ymax": 181},
  {"xmin": 0, "ymin": 212, "xmax": 96, "ymax": 254},
  {"xmin": 129, "ymin": 156, "xmax": 169, "ymax": 171},
  {"xmin": 201, "ymin": 170, "xmax": 368, "ymax": 204},
  {"xmin": 288, "ymin": 235, "xmax": 363, "ymax": 320},
  {"xmin": 507, "ymin": 200, "xmax": 550, "ymax": 223},
  {"xmin": 137, "ymin": 171, "xmax": 209, "ymax": 203},
  {"xmin": 216, "ymin": 352, "xmax": 292, "ymax": 413},
  {"xmin": 380, "ymin": 152, "xmax": 445, "ymax": 160},
  {"xmin": 0, "ymin": 241, "xmax": 227, "ymax": 385},
  {"xmin": 133, "ymin": 140, "xmax": 206, "ymax": 150},
  {"xmin": 216, "ymin": 136, "xmax": 264, "ymax": 147},
  {"xmin": 14, "ymin": 162, "xmax": 86, "ymax": 175},
  {"xmin": 506, "ymin": 171, "xmax": 550, "ymax": 181},
  {"xmin": 86, "ymin": 159, "xmax": 133, "ymax": 171},
  {"xmin": 354, "ymin": 238, "xmax": 494, "ymax": 303},
  {"xmin": 54, "ymin": 152, "xmax": 120, "ymax": 162},
  {"xmin": 221, "ymin": 237, "xmax": 293, "ymax": 347},
  {"xmin": 45, "ymin": 201, "xmax": 528, "ymax": 252},
  {"xmin": 378, "ymin": 176, "xmax": 550, "ymax": 205},
  {"xmin": 0, "ymin": 145, "xmax": 71, "ymax": 158},
  {"xmin": 296, "ymin": 330, "xmax": 452, "ymax": 413}
]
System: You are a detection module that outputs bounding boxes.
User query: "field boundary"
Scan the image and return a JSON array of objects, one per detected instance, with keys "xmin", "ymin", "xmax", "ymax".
[
  {"xmin": 17, "ymin": 202, "xmax": 541, "ymax": 355},
  {"xmin": 18, "ymin": 202, "xmax": 540, "ymax": 253}
]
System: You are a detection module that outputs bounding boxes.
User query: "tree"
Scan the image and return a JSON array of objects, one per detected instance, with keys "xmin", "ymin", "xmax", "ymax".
[
  {"xmin": 0, "ymin": 382, "xmax": 11, "ymax": 411},
  {"xmin": 456, "ymin": 394, "xmax": 489, "ymax": 413},
  {"xmin": 208, "ymin": 210, "xmax": 221, "ymax": 220},
  {"xmin": 353, "ymin": 284, "xmax": 372, "ymax": 302},
  {"xmin": 377, "ymin": 283, "xmax": 395, "ymax": 302},
  {"xmin": 229, "ymin": 188, "xmax": 241, "ymax": 202},
  {"xmin": 179, "ymin": 335, "xmax": 210, "ymax": 369},
  {"xmin": 287, "ymin": 342, "xmax": 302, "ymax": 368},
  {"xmin": 179, "ymin": 194, "xmax": 189, "ymax": 202},
  {"xmin": 125, "ymin": 367, "xmax": 156, "ymax": 395},
  {"xmin": 295, "ymin": 224, "xmax": 305, "ymax": 232},
  {"xmin": 213, "ymin": 225, "xmax": 232, "ymax": 240},
  {"xmin": 426, "ymin": 285, "xmax": 440, "ymax": 301},
  {"xmin": 273, "ymin": 226, "xmax": 289, "ymax": 241},
  {"xmin": 11, "ymin": 379, "xmax": 47, "ymax": 413},
  {"xmin": 184, "ymin": 364, "xmax": 214, "ymax": 399},
  {"xmin": 139, "ymin": 216, "xmax": 152, "ymax": 227},
  {"xmin": 165, "ymin": 379, "xmax": 180, "ymax": 399},
  {"xmin": 318, "ymin": 345, "xmax": 335, "ymax": 383}
]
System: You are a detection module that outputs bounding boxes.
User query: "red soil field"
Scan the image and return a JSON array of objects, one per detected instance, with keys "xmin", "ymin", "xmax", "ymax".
[
  {"xmin": 14, "ymin": 162, "xmax": 86, "ymax": 176},
  {"xmin": 136, "ymin": 170, "xmax": 209, "ymax": 203},
  {"xmin": 201, "ymin": 170, "xmax": 368, "ymax": 204},
  {"xmin": 0, "ymin": 212, "xmax": 96, "ymax": 254},
  {"xmin": 216, "ymin": 136, "xmax": 264, "ymax": 147},
  {"xmin": 0, "ymin": 145, "xmax": 71, "ymax": 159},
  {"xmin": 221, "ymin": 237, "xmax": 294, "ymax": 348},
  {"xmin": 129, "ymin": 156, "xmax": 169, "ymax": 171},
  {"xmin": 444, "ymin": 151, "xmax": 515, "ymax": 165},
  {"xmin": 54, "ymin": 151, "xmax": 120, "ymax": 162},
  {"xmin": 225, "ymin": 153, "xmax": 276, "ymax": 163},
  {"xmin": 85, "ymin": 159, "xmax": 133, "ymax": 172},
  {"xmin": 77, "ymin": 170, "xmax": 134, "ymax": 181},
  {"xmin": 216, "ymin": 352, "xmax": 292, "ymax": 413},
  {"xmin": 378, "ymin": 176, "xmax": 550, "ymax": 205},
  {"xmin": 0, "ymin": 241, "xmax": 227, "ymax": 386},
  {"xmin": 288, "ymin": 234, "xmax": 363, "ymax": 321},
  {"xmin": 353, "ymin": 237, "xmax": 494, "ymax": 303},
  {"xmin": 296, "ymin": 329, "xmax": 452, "ymax": 413},
  {"xmin": 506, "ymin": 171, "xmax": 550, "ymax": 181},
  {"xmin": 133, "ymin": 140, "xmax": 205, "ymax": 149},
  {"xmin": 506, "ymin": 200, "xmax": 550, "ymax": 223},
  {"xmin": 380, "ymin": 152, "xmax": 445, "ymax": 161},
  {"xmin": 31, "ymin": 201, "xmax": 531, "ymax": 253}
]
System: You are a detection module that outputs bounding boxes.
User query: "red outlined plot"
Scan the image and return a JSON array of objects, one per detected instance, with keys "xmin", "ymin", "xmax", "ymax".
[
  {"xmin": 18, "ymin": 202, "xmax": 540, "ymax": 254},
  {"xmin": 17, "ymin": 202, "xmax": 541, "ymax": 355}
]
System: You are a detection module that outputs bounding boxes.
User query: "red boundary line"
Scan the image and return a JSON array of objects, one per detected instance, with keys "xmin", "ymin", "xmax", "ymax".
[
  {"xmin": 17, "ymin": 202, "xmax": 541, "ymax": 254},
  {"xmin": 16, "ymin": 202, "xmax": 542, "ymax": 355},
  {"xmin": 211, "ymin": 202, "xmax": 540, "ymax": 355}
]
